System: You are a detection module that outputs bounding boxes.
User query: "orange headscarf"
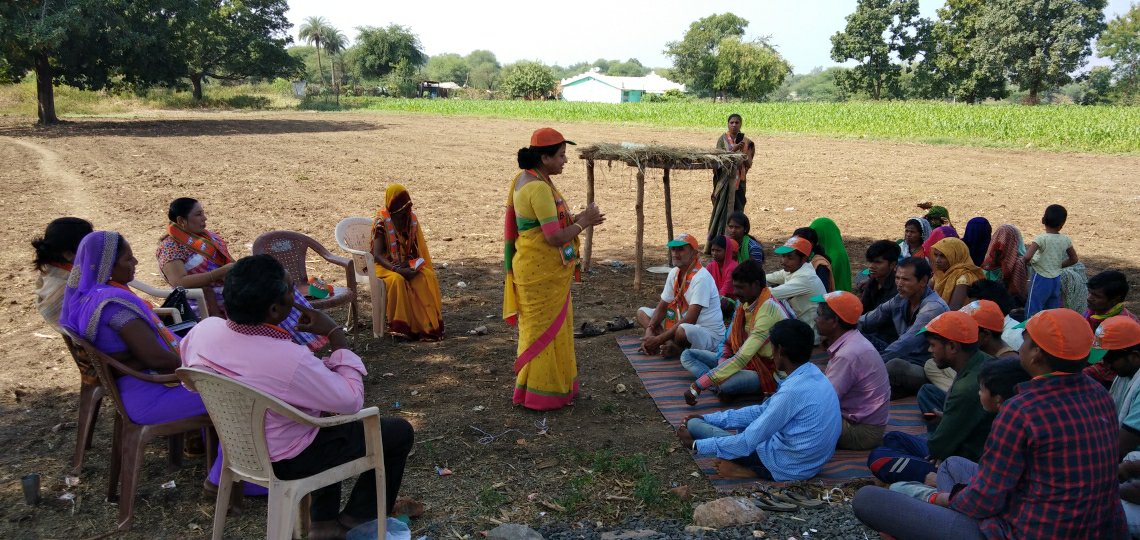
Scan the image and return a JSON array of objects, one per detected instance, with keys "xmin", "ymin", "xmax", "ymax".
[{"xmin": 932, "ymin": 238, "xmax": 984, "ymax": 303}]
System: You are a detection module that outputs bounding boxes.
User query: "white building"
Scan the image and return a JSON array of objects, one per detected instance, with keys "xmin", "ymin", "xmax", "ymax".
[{"xmin": 559, "ymin": 69, "xmax": 686, "ymax": 103}]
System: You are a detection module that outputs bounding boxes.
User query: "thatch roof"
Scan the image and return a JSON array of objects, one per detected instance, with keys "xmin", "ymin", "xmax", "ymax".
[{"xmin": 577, "ymin": 142, "xmax": 746, "ymax": 170}]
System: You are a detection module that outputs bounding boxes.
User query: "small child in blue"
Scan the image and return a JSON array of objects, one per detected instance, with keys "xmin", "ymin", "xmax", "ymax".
[{"xmin": 1023, "ymin": 204, "xmax": 1078, "ymax": 316}]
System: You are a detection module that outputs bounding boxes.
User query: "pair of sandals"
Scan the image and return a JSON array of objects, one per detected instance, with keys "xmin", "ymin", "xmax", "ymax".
[
  {"xmin": 575, "ymin": 316, "xmax": 634, "ymax": 338},
  {"xmin": 751, "ymin": 486, "xmax": 825, "ymax": 512}
]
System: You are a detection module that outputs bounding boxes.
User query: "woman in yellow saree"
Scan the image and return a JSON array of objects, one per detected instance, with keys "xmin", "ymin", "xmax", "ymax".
[
  {"xmin": 504, "ymin": 128, "xmax": 605, "ymax": 411},
  {"xmin": 371, "ymin": 184, "xmax": 444, "ymax": 340}
]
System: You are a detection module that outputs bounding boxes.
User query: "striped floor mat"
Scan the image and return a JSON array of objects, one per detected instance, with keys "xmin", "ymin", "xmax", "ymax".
[{"xmin": 617, "ymin": 335, "xmax": 927, "ymax": 491}]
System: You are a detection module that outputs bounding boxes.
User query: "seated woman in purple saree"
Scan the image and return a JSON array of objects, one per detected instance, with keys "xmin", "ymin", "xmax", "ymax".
[{"xmin": 60, "ymin": 231, "xmax": 262, "ymax": 494}]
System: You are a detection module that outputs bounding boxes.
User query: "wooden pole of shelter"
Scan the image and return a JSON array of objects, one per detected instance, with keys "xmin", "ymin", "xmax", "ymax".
[
  {"xmin": 724, "ymin": 164, "xmax": 736, "ymax": 237},
  {"xmin": 584, "ymin": 160, "xmax": 595, "ymax": 272},
  {"xmin": 635, "ymin": 165, "xmax": 645, "ymax": 291},
  {"xmin": 663, "ymin": 168, "xmax": 674, "ymax": 267}
]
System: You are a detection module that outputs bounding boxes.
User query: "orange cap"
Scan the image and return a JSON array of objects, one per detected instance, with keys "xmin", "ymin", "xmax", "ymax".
[
  {"xmin": 919, "ymin": 311, "xmax": 979, "ymax": 344},
  {"xmin": 811, "ymin": 291, "xmax": 863, "ymax": 325},
  {"xmin": 1017, "ymin": 308, "xmax": 1095, "ymax": 361},
  {"xmin": 959, "ymin": 300, "xmax": 1005, "ymax": 333},
  {"xmin": 530, "ymin": 127, "xmax": 575, "ymax": 147},
  {"xmin": 774, "ymin": 236, "xmax": 812, "ymax": 257},
  {"xmin": 667, "ymin": 232, "xmax": 699, "ymax": 251},
  {"xmin": 1089, "ymin": 316, "xmax": 1140, "ymax": 363}
]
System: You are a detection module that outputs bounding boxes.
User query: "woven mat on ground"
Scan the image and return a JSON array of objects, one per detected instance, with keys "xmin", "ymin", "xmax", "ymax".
[{"xmin": 616, "ymin": 335, "xmax": 927, "ymax": 492}]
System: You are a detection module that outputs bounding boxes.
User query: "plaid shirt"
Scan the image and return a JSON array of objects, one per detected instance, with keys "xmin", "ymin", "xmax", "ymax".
[{"xmin": 949, "ymin": 374, "xmax": 1128, "ymax": 539}]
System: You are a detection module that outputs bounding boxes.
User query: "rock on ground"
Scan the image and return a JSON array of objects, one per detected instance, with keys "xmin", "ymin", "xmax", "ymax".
[
  {"xmin": 488, "ymin": 523, "xmax": 545, "ymax": 540},
  {"xmin": 692, "ymin": 497, "xmax": 768, "ymax": 529}
]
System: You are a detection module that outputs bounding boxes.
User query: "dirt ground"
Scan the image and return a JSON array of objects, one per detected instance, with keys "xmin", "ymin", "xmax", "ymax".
[{"xmin": 0, "ymin": 110, "xmax": 1137, "ymax": 539}]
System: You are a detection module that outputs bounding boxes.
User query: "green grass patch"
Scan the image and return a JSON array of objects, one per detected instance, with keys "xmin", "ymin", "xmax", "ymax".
[
  {"xmin": 351, "ymin": 98, "xmax": 1140, "ymax": 154},
  {"xmin": 556, "ymin": 448, "xmax": 688, "ymax": 518}
]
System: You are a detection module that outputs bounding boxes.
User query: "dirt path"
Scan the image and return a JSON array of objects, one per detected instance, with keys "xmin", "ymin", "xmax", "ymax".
[{"xmin": 0, "ymin": 111, "xmax": 1137, "ymax": 538}]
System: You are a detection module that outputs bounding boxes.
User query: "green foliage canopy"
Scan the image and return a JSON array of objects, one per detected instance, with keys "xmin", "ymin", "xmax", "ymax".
[
  {"xmin": 830, "ymin": 0, "xmax": 928, "ymax": 100},
  {"xmin": 424, "ymin": 53, "xmax": 469, "ymax": 84},
  {"xmin": 712, "ymin": 38, "xmax": 791, "ymax": 101},
  {"xmin": 664, "ymin": 12, "xmax": 748, "ymax": 96},
  {"xmin": 354, "ymin": 24, "xmax": 426, "ymax": 79},
  {"xmin": 1099, "ymin": 4, "xmax": 1140, "ymax": 100},
  {"xmin": 499, "ymin": 61, "xmax": 557, "ymax": 99}
]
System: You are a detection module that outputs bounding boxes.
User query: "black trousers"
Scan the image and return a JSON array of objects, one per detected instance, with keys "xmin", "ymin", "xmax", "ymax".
[{"xmin": 272, "ymin": 417, "xmax": 414, "ymax": 521}]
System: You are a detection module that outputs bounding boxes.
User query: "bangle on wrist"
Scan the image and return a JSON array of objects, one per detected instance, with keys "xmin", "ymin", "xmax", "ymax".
[
  {"xmin": 326, "ymin": 326, "xmax": 345, "ymax": 338},
  {"xmin": 574, "ymin": 222, "xmax": 584, "ymax": 233}
]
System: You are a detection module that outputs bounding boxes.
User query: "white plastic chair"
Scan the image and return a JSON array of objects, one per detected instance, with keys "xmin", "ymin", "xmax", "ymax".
[
  {"xmin": 177, "ymin": 366, "xmax": 387, "ymax": 540},
  {"xmin": 335, "ymin": 217, "xmax": 388, "ymax": 338},
  {"xmin": 129, "ymin": 280, "xmax": 210, "ymax": 318}
]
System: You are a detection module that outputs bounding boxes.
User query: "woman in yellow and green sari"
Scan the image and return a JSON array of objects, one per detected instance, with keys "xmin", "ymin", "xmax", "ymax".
[
  {"xmin": 504, "ymin": 128, "xmax": 605, "ymax": 411},
  {"xmin": 371, "ymin": 184, "xmax": 444, "ymax": 340}
]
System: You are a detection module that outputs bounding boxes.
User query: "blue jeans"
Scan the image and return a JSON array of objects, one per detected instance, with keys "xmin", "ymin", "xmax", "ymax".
[
  {"xmin": 1026, "ymin": 273, "xmax": 1062, "ymax": 317},
  {"xmin": 917, "ymin": 384, "xmax": 947, "ymax": 433},
  {"xmin": 679, "ymin": 348, "xmax": 761, "ymax": 396},
  {"xmin": 685, "ymin": 418, "xmax": 773, "ymax": 480},
  {"xmin": 853, "ymin": 486, "xmax": 984, "ymax": 540}
]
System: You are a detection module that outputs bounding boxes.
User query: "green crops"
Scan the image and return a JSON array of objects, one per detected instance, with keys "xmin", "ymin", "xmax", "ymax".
[{"xmin": 349, "ymin": 99, "xmax": 1140, "ymax": 154}]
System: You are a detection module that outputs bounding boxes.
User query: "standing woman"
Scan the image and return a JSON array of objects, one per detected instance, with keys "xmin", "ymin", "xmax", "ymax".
[
  {"xmin": 706, "ymin": 114, "xmax": 755, "ymax": 248},
  {"xmin": 504, "ymin": 128, "xmax": 604, "ymax": 411},
  {"xmin": 370, "ymin": 184, "xmax": 444, "ymax": 340}
]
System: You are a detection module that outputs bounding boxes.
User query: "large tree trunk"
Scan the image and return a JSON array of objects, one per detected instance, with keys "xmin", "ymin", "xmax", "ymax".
[
  {"xmin": 34, "ymin": 53, "xmax": 58, "ymax": 125},
  {"xmin": 315, "ymin": 45, "xmax": 324, "ymax": 85},
  {"xmin": 191, "ymin": 74, "xmax": 204, "ymax": 101},
  {"xmin": 1027, "ymin": 85, "xmax": 1039, "ymax": 105}
]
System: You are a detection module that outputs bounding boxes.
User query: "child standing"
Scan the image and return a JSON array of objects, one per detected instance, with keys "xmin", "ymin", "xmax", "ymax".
[{"xmin": 1023, "ymin": 204, "xmax": 1078, "ymax": 316}]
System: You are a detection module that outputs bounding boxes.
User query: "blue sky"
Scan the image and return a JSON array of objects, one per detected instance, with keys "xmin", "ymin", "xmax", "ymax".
[{"xmin": 286, "ymin": 0, "xmax": 1135, "ymax": 74}]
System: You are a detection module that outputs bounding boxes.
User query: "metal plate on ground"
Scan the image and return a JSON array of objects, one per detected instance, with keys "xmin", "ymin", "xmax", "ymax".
[{"xmin": 646, "ymin": 266, "xmax": 672, "ymax": 274}]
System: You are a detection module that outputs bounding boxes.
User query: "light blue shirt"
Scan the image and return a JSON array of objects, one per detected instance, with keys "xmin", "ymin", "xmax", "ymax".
[{"xmin": 694, "ymin": 362, "xmax": 842, "ymax": 481}]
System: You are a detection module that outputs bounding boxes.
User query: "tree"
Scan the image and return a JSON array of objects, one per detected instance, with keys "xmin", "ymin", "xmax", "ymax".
[
  {"xmin": 1099, "ymin": 3, "xmax": 1140, "ymax": 101},
  {"xmin": 179, "ymin": 0, "xmax": 299, "ymax": 100},
  {"xmin": 1, "ymin": 0, "xmax": 189, "ymax": 124},
  {"xmin": 465, "ymin": 49, "xmax": 500, "ymax": 89},
  {"xmin": 830, "ymin": 0, "xmax": 928, "ymax": 100},
  {"xmin": 354, "ymin": 24, "xmax": 426, "ymax": 79},
  {"xmin": 607, "ymin": 58, "xmax": 651, "ymax": 77},
  {"xmin": 323, "ymin": 28, "xmax": 347, "ymax": 88},
  {"xmin": 664, "ymin": 13, "xmax": 749, "ymax": 96},
  {"xmin": 712, "ymin": 38, "xmax": 791, "ymax": 100},
  {"xmin": 298, "ymin": 16, "xmax": 332, "ymax": 84},
  {"xmin": 974, "ymin": 0, "xmax": 1107, "ymax": 104},
  {"xmin": 499, "ymin": 62, "xmax": 557, "ymax": 99},
  {"xmin": 424, "ymin": 53, "xmax": 469, "ymax": 83},
  {"xmin": 920, "ymin": 0, "xmax": 1007, "ymax": 102}
]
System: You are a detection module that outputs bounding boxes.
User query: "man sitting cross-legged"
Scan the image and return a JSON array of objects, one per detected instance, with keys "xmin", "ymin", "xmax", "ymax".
[
  {"xmin": 813, "ymin": 291, "xmax": 891, "ymax": 450},
  {"xmin": 180, "ymin": 255, "xmax": 415, "ymax": 540},
  {"xmin": 680, "ymin": 260, "xmax": 795, "ymax": 405},
  {"xmin": 853, "ymin": 309, "xmax": 1127, "ymax": 539},
  {"xmin": 637, "ymin": 233, "xmax": 725, "ymax": 357},
  {"xmin": 866, "ymin": 311, "xmax": 995, "ymax": 484},
  {"xmin": 676, "ymin": 319, "xmax": 841, "ymax": 481}
]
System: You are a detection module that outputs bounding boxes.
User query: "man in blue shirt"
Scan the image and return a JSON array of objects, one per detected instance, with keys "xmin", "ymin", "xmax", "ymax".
[
  {"xmin": 677, "ymin": 318, "xmax": 842, "ymax": 481},
  {"xmin": 858, "ymin": 257, "xmax": 949, "ymax": 397}
]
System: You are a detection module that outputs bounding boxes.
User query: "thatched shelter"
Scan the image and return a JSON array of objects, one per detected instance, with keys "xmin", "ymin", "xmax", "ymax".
[{"xmin": 577, "ymin": 143, "xmax": 748, "ymax": 290}]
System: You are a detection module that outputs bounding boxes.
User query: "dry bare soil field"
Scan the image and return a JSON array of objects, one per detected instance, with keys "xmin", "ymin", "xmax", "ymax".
[{"xmin": 0, "ymin": 111, "xmax": 1137, "ymax": 539}]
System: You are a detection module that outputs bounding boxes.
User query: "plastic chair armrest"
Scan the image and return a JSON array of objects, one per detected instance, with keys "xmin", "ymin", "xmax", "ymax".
[
  {"xmin": 307, "ymin": 407, "xmax": 381, "ymax": 428},
  {"xmin": 102, "ymin": 354, "xmax": 179, "ymax": 384}
]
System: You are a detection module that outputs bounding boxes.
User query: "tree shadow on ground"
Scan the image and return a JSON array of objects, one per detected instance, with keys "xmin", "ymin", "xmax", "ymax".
[{"xmin": 0, "ymin": 118, "xmax": 385, "ymax": 139}]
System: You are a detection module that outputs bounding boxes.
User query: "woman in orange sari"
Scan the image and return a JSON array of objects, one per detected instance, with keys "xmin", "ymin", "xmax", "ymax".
[
  {"xmin": 504, "ymin": 128, "xmax": 605, "ymax": 411},
  {"xmin": 371, "ymin": 184, "xmax": 444, "ymax": 340}
]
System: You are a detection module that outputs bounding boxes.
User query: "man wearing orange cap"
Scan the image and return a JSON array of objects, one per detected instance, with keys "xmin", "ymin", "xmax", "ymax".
[
  {"xmin": 855, "ymin": 309, "xmax": 1128, "ymax": 540},
  {"xmin": 1083, "ymin": 270, "xmax": 1138, "ymax": 387},
  {"xmin": 866, "ymin": 311, "xmax": 995, "ymax": 484},
  {"xmin": 637, "ymin": 233, "xmax": 725, "ymax": 356},
  {"xmin": 813, "ymin": 291, "xmax": 890, "ymax": 450},
  {"xmin": 1090, "ymin": 316, "xmax": 1140, "ymax": 458},
  {"xmin": 766, "ymin": 235, "xmax": 827, "ymax": 342}
]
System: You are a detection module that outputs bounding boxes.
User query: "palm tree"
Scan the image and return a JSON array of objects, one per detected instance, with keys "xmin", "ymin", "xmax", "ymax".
[
  {"xmin": 324, "ymin": 29, "xmax": 348, "ymax": 88},
  {"xmin": 299, "ymin": 16, "xmax": 331, "ymax": 84}
]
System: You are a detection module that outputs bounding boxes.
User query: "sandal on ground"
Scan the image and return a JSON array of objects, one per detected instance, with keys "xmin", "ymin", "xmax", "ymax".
[
  {"xmin": 574, "ymin": 322, "xmax": 606, "ymax": 338},
  {"xmin": 605, "ymin": 316, "xmax": 635, "ymax": 332},
  {"xmin": 770, "ymin": 486, "xmax": 826, "ymax": 509},
  {"xmin": 750, "ymin": 492, "xmax": 798, "ymax": 512}
]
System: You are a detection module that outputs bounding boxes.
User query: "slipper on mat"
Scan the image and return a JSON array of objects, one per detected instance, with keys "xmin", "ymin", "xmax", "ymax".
[
  {"xmin": 606, "ymin": 316, "xmax": 635, "ymax": 332},
  {"xmin": 574, "ymin": 322, "xmax": 606, "ymax": 338},
  {"xmin": 750, "ymin": 493, "xmax": 798, "ymax": 512}
]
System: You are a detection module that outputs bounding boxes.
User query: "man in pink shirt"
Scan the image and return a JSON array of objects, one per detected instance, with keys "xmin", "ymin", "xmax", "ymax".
[
  {"xmin": 813, "ymin": 291, "xmax": 891, "ymax": 450},
  {"xmin": 181, "ymin": 255, "xmax": 414, "ymax": 539}
]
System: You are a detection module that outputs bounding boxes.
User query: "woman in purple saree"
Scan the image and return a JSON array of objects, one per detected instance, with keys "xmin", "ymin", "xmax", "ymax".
[{"xmin": 60, "ymin": 231, "xmax": 260, "ymax": 494}]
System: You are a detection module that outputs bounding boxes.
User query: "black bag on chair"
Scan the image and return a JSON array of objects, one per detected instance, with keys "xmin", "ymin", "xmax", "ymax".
[{"xmin": 161, "ymin": 287, "xmax": 200, "ymax": 324}]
